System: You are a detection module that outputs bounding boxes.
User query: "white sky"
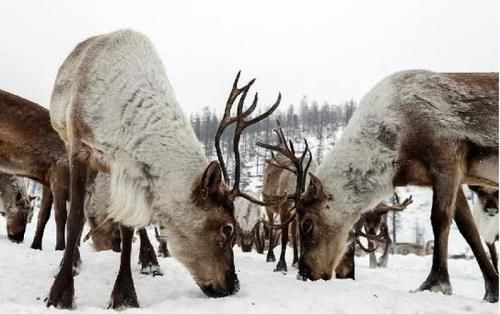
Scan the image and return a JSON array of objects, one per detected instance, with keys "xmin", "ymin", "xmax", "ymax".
[{"xmin": 0, "ymin": 0, "xmax": 498, "ymax": 114}]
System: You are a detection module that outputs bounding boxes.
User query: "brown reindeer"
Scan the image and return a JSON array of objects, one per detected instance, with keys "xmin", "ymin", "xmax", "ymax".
[
  {"xmin": 46, "ymin": 29, "xmax": 280, "ymax": 309},
  {"xmin": 261, "ymin": 71, "xmax": 499, "ymax": 302},
  {"xmin": 262, "ymin": 152, "xmax": 317, "ymax": 272},
  {"xmin": 0, "ymin": 89, "xmax": 69, "ymax": 250},
  {"xmin": 0, "ymin": 172, "xmax": 35, "ymax": 242}
]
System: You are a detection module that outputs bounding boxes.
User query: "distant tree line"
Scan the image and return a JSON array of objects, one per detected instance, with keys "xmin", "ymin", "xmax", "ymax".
[{"xmin": 189, "ymin": 96, "xmax": 357, "ymax": 189}]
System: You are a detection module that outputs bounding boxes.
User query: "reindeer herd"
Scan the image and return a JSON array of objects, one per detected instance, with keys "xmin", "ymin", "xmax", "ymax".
[{"xmin": 0, "ymin": 29, "xmax": 498, "ymax": 309}]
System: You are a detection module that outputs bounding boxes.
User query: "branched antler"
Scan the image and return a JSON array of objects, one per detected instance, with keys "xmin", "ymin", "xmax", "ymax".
[
  {"xmin": 374, "ymin": 193, "xmax": 413, "ymax": 214},
  {"xmin": 215, "ymin": 71, "xmax": 281, "ymax": 206},
  {"xmin": 256, "ymin": 121, "xmax": 313, "ymax": 227}
]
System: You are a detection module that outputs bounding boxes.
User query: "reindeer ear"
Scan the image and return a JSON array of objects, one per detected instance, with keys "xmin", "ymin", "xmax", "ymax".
[
  {"xmin": 201, "ymin": 161, "xmax": 223, "ymax": 198},
  {"xmin": 304, "ymin": 173, "xmax": 326, "ymax": 201}
]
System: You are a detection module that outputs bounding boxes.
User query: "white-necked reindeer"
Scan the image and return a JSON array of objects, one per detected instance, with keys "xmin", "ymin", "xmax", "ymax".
[
  {"xmin": 84, "ymin": 171, "xmax": 163, "ymax": 275},
  {"xmin": 470, "ymin": 185, "xmax": 498, "ymax": 272},
  {"xmin": 263, "ymin": 70, "xmax": 498, "ymax": 302},
  {"xmin": 234, "ymin": 191, "xmax": 266, "ymax": 253},
  {"xmin": 47, "ymin": 30, "xmax": 280, "ymax": 309}
]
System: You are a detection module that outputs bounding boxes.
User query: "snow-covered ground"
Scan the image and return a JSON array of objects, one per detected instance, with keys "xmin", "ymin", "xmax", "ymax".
[{"xmin": 0, "ymin": 211, "xmax": 497, "ymax": 314}]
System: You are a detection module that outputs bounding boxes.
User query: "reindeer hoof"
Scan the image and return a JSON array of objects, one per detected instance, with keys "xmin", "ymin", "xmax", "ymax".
[
  {"xmin": 30, "ymin": 241, "xmax": 42, "ymax": 250},
  {"xmin": 415, "ymin": 273, "xmax": 452, "ymax": 295},
  {"xmin": 292, "ymin": 261, "xmax": 299, "ymax": 269},
  {"xmin": 141, "ymin": 264, "xmax": 163, "ymax": 277},
  {"xmin": 46, "ymin": 274, "xmax": 75, "ymax": 309},
  {"xmin": 157, "ymin": 245, "xmax": 171, "ymax": 258},
  {"xmin": 139, "ymin": 249, "xmax": 162, "ymax": 276},
  {"xmin": 109, "ymin": 290, "xmax": 139, "ymax": 310},
  {"xmin": 484, "ymin": 280, "xmax": 499, "ymax": 303},
  {"xmin": 55, "ymin": 243, "xmax": 65, "ymax": 251},
  {"xmin": 274, "ymin": 261, "xmax": 287, "ymax": 273},
  {"xmin": 266, "ymin": 255, "xmax": 276, "ymax": 263},
  {"xmin": 109, "ymin": 274, "xmax": 140, "ymax": 310}
]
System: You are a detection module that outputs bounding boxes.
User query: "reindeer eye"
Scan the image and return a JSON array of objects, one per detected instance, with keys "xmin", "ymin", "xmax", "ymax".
[
  {"xmin": 221, "ymin": 224, "xmax": 234, "ymax": 240},
  {"xmin": 302, "ymin": 219, "xmax": 313, "ymax": 234}
]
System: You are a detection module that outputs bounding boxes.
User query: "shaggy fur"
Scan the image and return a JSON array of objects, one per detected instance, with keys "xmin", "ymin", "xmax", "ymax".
[
  {"xmin": 50, "ymin": 30, "xmax": 208, "ymax": 230},
  {"xmin": 48, "ymin": 30, "xmax": 240, "ymax": 308},
  {"xmin": 316, "ymin": 70, "xmax": 498, "ymax": 227},
  {"xmin": 298, "ymin": 70, "xmax": 498, "ymax": 298}
]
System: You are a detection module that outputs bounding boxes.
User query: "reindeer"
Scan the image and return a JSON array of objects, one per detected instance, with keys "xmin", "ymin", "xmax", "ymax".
[
  {"xmin": 335, "ymin": 194, "xmax": 412, "ymax": 279},
  {"xmin": 470, "ymin": 185, "xmax": 498, "ymax": 272},
  {"xmin": 261, "ymin": 71, "xmax": 499, "ymax": 302},
  {"xmin": 0, "ymin": 172, "xmax": 35, "ymax": 242},
  {"xmin": 262, "ymin": 152, "xmax": 317, "ymax": 272},
  {"xmin": 0, "ymin": 89, "xmax": 69, "ymax": 250},
  {"xmin": 46, "ymin": 29, "xmax": 280, "ymax": 309},
  {"xmin": 358, "ymin": 194, "xmax": 412, "ymax": 268},
  {"xmin": 234, "ymin": 191, "xmax": 266, "ymax": 253},
  {"xmin": 84, "ymin": 171, "xmax": 163, "ymax": 275}
]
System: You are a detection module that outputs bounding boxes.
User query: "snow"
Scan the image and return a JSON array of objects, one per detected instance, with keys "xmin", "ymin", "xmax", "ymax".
[{"xmin": 0, "ymin": 210, "xmax": 497, "ymax": 313}]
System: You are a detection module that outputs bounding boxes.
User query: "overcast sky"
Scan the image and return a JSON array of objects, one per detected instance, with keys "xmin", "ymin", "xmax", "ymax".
[{"xmin": 0, "ymin": 0, "xmax": 498, "ymax": 114}]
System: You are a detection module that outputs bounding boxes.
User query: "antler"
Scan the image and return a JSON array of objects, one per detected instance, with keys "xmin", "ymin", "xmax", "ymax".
[
  {"xmin": 215, "ymin": 71, "xmax": 281, "ymax": 206},
  {"xmin": 373, "ymin": 193, "xmax": 413, "ymax": 214},
  {"xmin": 257, "ymin": 121, "xmax": 312, "ymax": 206}
]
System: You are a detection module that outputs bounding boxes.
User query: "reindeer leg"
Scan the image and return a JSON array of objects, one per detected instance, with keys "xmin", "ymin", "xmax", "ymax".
[
  {"xmin": 53, "ymin": 186, "xmax": 68, "ymax": 251},
  {"xmin": 454, "ymin": 189, "xmax": 498, "ymax": 303},
  {"xmin": 110, "ymin": 225, "xmax": 139, "ymax": 309},
  {"xmin": 378, "ymin": 237, "xmax": 391, "ymax": 268},
  {"xmin": 138, "ymin": 228, "xmax": 163, "ymax": 276},
  {"xmin": 274, "ymin": 210, "xmax": 289, "ymax": 273},
  {"xmin": 368, "ymin": 240, "xmax": 377, "ymax": 268},
  {"xmin": 415, "ymin": 167, "xmax": 459, "ymax": 296},
  {"xmin": 291, "ymin": 220, "xmax": 299, "ymax": 268},
  {"xmin": 254, "ymin": 225, "xmax": 264, "ymax": 254},
  {"xmin": 46, "ymin": 148, "xmax": 87, "ymax": 309},
  {"xmin": 486, "ymin": 242, "xmax": 498, "ymax": 274},
  {"xmin": 31, "ymin": 186, "xmax": 53, "ymax": 250},
  {"xmin": 266, "ymin": 210, "xmax": 276, "ymax": 262},
  {"xmin": 154, "ymin": 227, "xmax": 170, "ymax": 257}
]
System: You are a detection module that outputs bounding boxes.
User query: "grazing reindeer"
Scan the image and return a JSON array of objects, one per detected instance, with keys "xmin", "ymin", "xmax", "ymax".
[
  {"xmin": 84, "ymin": 171, "xmax": 162, "ymax": 275},
  {"xmin": 262, "ymin": 153, "xmax": 317, "ymax": 272},
  {"xmin": 470, "ymin": 185, "xmax": 498, "ymax": 272},
  {"xmin": 0, "ymin": 172, "xmax": 34, "ymax": 242},
  {"xmin": 0, "ymin": 89, "xmax": 69, "ymax": 250},
  {"xmin": 335, "ymin": 195, "xmax": 412, "ymax": 279},
  {"xmin": 234, "ymin": 192, "xmax": 266, "ymax": 253},
  {"xmin": 263, "ymin": 71, "xmax": 499, "ymax": 302},
  {"xmin": 46, "ymin": 30, "xmax": 280, "ymax": 308},
  {"xmin": 360, "ymin": 195, "xmax": 412, "ymax": 268}
]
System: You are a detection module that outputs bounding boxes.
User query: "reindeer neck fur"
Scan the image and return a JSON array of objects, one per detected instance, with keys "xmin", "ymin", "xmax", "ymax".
[
  {"xmin": 316, "ymin": 73, "xmax": 401, "ymax": 225},
  {"xmin": 51, "ymin": 30, "xmax": 208, "ymax": 227}
]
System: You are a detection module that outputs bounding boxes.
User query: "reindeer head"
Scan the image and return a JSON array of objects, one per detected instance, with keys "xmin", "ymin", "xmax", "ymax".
[
  {"xmin": 470, "ymin": 185, "xmax": 498, "ymax": 217},
  {"xmin": 6, "ymin": 190, "xmax": 35, "ymax": 243},
  {"xmin": 173, "ymin": 72, "xmax": 280, "ymax": 298},
  {"xmin": 258, "ymin": 128, "xmax": 413, "ymax": 281}
]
